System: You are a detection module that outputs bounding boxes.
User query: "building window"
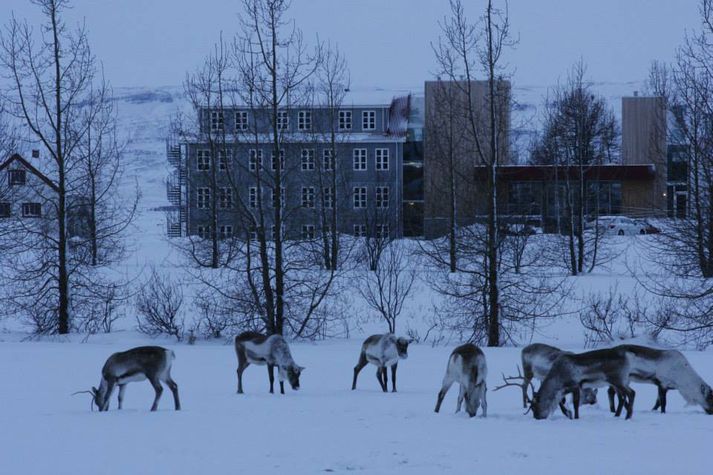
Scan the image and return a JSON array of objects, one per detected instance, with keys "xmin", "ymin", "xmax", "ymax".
[
  {"xmin": 218, "ymin": 150, "xmax": 232, "ymax": 171},
  {"xmin": 272, "ymin": 150, "xmax": 285, "ymax": 171},
  {"xmin": 219, "ymin": 225, "xmax": 233, "ymax": 240},
  {"xmin": 353, "ymin": 186, "xmax": 367, "ymax": 209},
  {"xmin": 218, "ymin": 187, "xmax": 233, "ymax": 209},
  {"xmin": 277, "ymin": 111, "xmax": 289, "ymax": 130},
  {"xmin": 197, "ymin": 150, "xmax": 211, "ymax": 171},
  {"xmin": 376, "ymin": 224, "xmax": 389, "ymax": 239},
  {"xmin": 323, "ymin": 186, "xmax": 334, "ymax": 209},
  {"xmin": 248, "ymin": 227, "xmax": 258, "ymax": 241},
  {"xmin": 375, "ymin": 148, "xmax": 389, "ymax": 171},
  {"xmin": 8, "ymin": 169, "xmax": 26, "ymax": 186},
  {"xmin": 235, "ymin": 111, "xmax": 248, "ymax": 131},
  {"xmin": 249, "ymin": 149, "xmax": 263, "ymax": 171},
  {"xmin": 298, "ymin": 110, "xmax": 312, "ymax": 131},
  {"xmin": 197, "ymin": 188, "xmax": 210, "ymax": 209},
  {"xmin": 197, "ymin": 225, "xmax": 211, "ymax": 239},
  {"xmin": 301, "ymin": 149, "xmax": 315, "ymax": 171},
  {"xmin": 353, "ymin": 224, "xmax": 366, "ymax": 237},
  {"xmin": 0, "ymin": 202, "xmax": 11, "ymax": 217},
  {"xmin": 376, "ymin": 186, "xmax": 389, "ymax": 209},
  {"xmin": 362, "ymin": 110, "xmax": 376, "ymax": 130},
  {"xmin": 271, "ymin": 225, "xmax": 282, "ymax": 241},
  {"xmin": 353, "ymin": 149, "xmax": 367, "ymax": 171},
  {"xmin": 323, "ymin": 149, "xmax": 334, "ymax": 171},
  {"xmin": 271, "ymin": 187, "xmax": 285, "ymax": 208},
  {"xmin": 22, "ymin": 202, "xmax": 41, "ymax": 217},
  {"xmin": 301, "ymin": 224, "xmax": 316, "ymax": 240},
  {"xmin": 249, "ymin": 186, "xmax": 258, "ymax": 208},
  {"xmin": 339, "ymin": 110, "xmax": 352, "ymax": 130},
  {"xmin": 210, "ymin": 111, "xmax": 224, "ymax": 132},
  {"xmin": 302, "ymin": 186, "xmax": 315, "ymax": 208}
]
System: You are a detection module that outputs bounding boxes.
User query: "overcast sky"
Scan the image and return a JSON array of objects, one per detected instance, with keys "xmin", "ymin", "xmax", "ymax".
[{"xmin": 1, "ymin": 0, "xmax": 701, "ymax": 91}]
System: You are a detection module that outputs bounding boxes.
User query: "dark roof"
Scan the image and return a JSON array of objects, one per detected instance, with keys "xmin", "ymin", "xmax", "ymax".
[
  {"xmin": 0, "ymin": 153, "xmax": 59, "ymax": 192},
  {"xmin": 474, "ymin": 164, "xmax": 657, "ymax": 181}
]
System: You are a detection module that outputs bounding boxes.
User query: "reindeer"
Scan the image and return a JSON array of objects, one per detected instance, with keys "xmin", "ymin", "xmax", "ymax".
[
  {"xmin": 235, "ymin": 331, "xmax": 305, "ymax": 394},
  {"xmin": 75, "ymin": 346, "xmax": 180, "ymax": 412},
  {"xmin": 531, "ymin": 347, "xmax": 636, "ymax": 420},
  {"xmin": 606, "ymin": 345, "xmax": 713, "ymax": 415},
  {"xmin": 434, "ymin": 343, "xmax": 488, "ymax": 417},
  {"xmin": 494, "ymin": 343, "xmax": 598, "ymax": 419},
  {"xmin": 352, "ymin": 334, "xmax": 411, "ymax": 392}
]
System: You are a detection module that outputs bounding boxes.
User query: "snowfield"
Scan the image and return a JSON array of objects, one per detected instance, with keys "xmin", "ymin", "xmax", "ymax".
[{"xmin": 0, "ymin": 336, "xmax": 711, "ymax": 474}]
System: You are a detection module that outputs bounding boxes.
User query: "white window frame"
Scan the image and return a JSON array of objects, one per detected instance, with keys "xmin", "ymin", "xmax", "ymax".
[
  {"xmin": 302, "ymin": 186, "xmax": 315, "ymax": 208},
  {"xmin": 271, "ymin": 187, "xmax": 285, "ymax": 209},
  {"xmin": 8, "ymin": 169, "xmax": 26, "ymax": 186},
  {"xmin": 362, "ymin": 110, "xmax": 376, "ymax": 131},
  {"xmin": 197, "ymin": 187, "xmax": 210, "ymax": 209},
  {"xmin": 376, "ymin": 186, "xmax": 389, "ymax": 209},
  {"xmin": 219, "ymin": 225, "xmax": 233, "ymax": 240},
  {"xmin": 21, "ymin": 202, "xmax": 41, "ymax": 217},
  {"xmin": 322, "ymin": 149, "xmax": 334, "ymax": 171},
  {"xmin": 301, "ymin": 224, "xmax": 316, "ymax": 240},
  {"xmin": 339, "ymin": 110, "xmax": 352, "ymax": 130},
  {"xmin": 271, "ymin": 149, "xmax": 285, "ymax": 171},
  {"xmin": 353, "ymin": 224, "xmax": 366, "ymax": 237},
  {"xmin": 210, "ymin": 111, "xmax": 224, "ymax": 132},
  {"xmin": 323, "ymin": 186, "xmax": 334, "ymax": 209},
  {"xmin": 249, "ymin": 149, "xmax": 263, "ymax": 171},
  {"xmin": 353, "ymin": 149, "xmax": 367, "ymax": 171},
  {"xmin": 197, "ymin": 150, "xmax": 211, "ymax": 171},
  {"xmin": 249, "ymin": 186, "xmax": 258, "ymax": 208},
  {"xmin": 218, "ymin": 187, "xmax": 233, "ymax": 209},
  {"xmin": 218, "ymin": 149, "xmax": 232, "ymax": 171},
  {"xmin": 298, "ymin": 110, "xmax": 312, "ymax": 131},
  {"xmin": 353, "ymin": 186, "xmax": 367, "ymax": 209},
  {"xmin": 301, "ymin": 149, "xmax": 315, "ymax": 171},
  {"xmin": 197, "ymin": 225, "xmax": 211, "ymax": 239},
  {"xmin": 235, "ymin": 111, "xmax": 248, "ymax": 131},
  {"xmin": 375, "ymin": 148, "xmax": 389, "ymax": 171},
  {"xmin": 376, "ymin": 224, "xmax": 389, "ymax": 239},
  {"xmin": 277, "ymin": 111, "xmax": 289, "ymax": 130}
]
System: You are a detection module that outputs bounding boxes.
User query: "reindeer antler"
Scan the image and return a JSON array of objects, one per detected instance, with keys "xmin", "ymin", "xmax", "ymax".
[
  {"xmin": 71, "ymin": 390, "xmax": 96, "ymax": 411},
  {"xmin": 493, "ymin": 365, "xmax": 535, "ymax": 396}
]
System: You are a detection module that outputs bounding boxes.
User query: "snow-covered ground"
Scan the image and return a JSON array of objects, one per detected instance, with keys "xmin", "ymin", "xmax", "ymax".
[{"xmin": 0, "ymin": 335, "xmax": 711, "ymax": 474}]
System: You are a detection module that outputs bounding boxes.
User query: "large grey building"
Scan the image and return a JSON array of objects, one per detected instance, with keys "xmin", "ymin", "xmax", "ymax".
[{"xmin": 166, "ymin": 94, "xmax": 425, "ymax": 240}]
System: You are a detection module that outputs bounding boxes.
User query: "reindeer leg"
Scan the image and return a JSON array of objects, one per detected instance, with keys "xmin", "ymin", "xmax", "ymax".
[
  {"xmin": 658, "ymin": 387, "xmax": 667, "ymax": 414},
  {"xmin": 381, "ymin": 367, "xmax": 388, "ymax": 393},
  {"xmin": 148, "ymin": 377, "xmax": 164, "ymax": 412},
  {"xmin": 456, "ymin": 385, "xmax": 464, "ymax": 413},
  {"xmin": 117, "ymin": 384, "xmax": 126, "ymax": 410},
  {"xmin": 375, "ymin": 368, "xmax": 386, "ymax": 392},
  {"xmin": 352, "ymin": 352, "xmax": 367, "ymax": 390},
  {"xmin": 435, "ymin": 378, "xmax": 454, "ymax": 413},
  {"xmin": 280, "ymin": 381, "xmax": 285, "ymax": 395},
  {"xmin": 572, "ymin": 387, "xmax": 581, "ymax": 420},
  {"xmin": 237, "ymin": 357, "xmax": 249, "ymax": 394},
  {"xmin": 625, "ymin": 387, "xmax": 636, "ymax": 420},
  {"xmin": 615, "ymin": 389, "xmax": 626, "ymax": 417},
  {"xmin": 267, "ymin": 364, "xmax": 275, "ymax": 394},
  {"xmin": 522, "ymin": 376, "xmax": 532, "ymax": 409},
  {"xmin": 607, "ymin": 386, "xmax": 616, "ymax": 413},
  {"xmin": 558, "ymin": 396, "xmax": 572, "ymax": 419},
  {"xmin": 103, "ymin": 380, "xmax": 116, "ymax": 412},
  {"xmin": 480, "ymin": 383, "xmax": 488, "ymax": 418},
  {"xmin": 391, "ymin": 363, "xmax": 398, "ymax": 392},
  {"xmin": 165, "ymin": 377, "xmax": 181, "ymax": 410}
]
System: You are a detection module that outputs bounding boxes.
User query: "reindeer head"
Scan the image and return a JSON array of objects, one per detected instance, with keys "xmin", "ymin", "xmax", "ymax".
[
  {"xmin": 582, "ymin": 387, "xmax": 598, "ymax": 405},
  {"xmin": 396, "ymin": 337, "xmax": 411, "ymax": 360},
  {"xmin": 702, "ymin": 384, "xmax": 713, "ymax": 415},
  {"xmin": 530, "ymin": 386, "xmax": 560, "ymax": 420},
  {"xmin": 285, "ymin": 365, "xmax": 305, "ymax": 390}
]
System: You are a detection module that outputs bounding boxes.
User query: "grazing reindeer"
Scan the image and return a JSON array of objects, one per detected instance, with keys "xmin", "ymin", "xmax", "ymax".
[
  {"xmin": 352, "ymin": 334, "xmax": 411, "ymax": 392},
  {"xmin": 235, "ymin": 331, "xmax": 305, "ymax": 394},
  {"xmin": 434, "ymin": 343, "xmax": 488, "ymax": 417},
  {"xmin": 494, "ymin": 344, "xmax": 598, "ymax": 419},
  {"xmin": 82, "ymin": 346, "xmax": 180, "ymax": 412},
  {"xmin": 531, "ymin": 347, "xmax": 635, "ymax": 420},
  {"xmin": 606, "ymin": 345, "xmax": 713, "ymax": 415}
]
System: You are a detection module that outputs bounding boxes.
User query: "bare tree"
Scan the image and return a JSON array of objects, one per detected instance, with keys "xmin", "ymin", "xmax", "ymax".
[
  {"xmin": 533, "ymin": 61, "xmax": 619, "ymax": 275},
  {"xmin": 0, "ymin": 0, "xmax": 96, "ymax": 333},
  {"xmin": 136, "ymin": 268, "xmax": 185, "ymax": 341},
  {"xmin": 430, "ymin": 0, "xmax": 514, "ymax": 345},
  {"xmin": 357, "ymin": 241, "xmax": 416, "ymax": 333}
]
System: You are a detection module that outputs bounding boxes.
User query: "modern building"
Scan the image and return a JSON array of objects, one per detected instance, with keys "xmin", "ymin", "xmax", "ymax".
[{"xmin": 167, "ymin": 93, "xmax": 425, "ymax": 240}]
